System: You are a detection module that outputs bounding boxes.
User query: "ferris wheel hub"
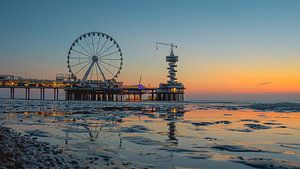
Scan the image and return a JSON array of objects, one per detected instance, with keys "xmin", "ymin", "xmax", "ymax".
[{"xmin": 92, "ymin": 55, "xmax": 98, "ymax": 62}]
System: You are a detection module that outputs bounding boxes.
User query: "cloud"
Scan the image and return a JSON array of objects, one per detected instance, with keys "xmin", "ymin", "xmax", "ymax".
[{"xmin": 255, "ymin": 81, "xmax": 271, "ymax": 86}]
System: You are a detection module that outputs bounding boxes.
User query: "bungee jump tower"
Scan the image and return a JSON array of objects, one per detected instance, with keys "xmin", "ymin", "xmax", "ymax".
[{"xmin": 155, "ymin": 42, "xmax": 185, "ymax": 101}]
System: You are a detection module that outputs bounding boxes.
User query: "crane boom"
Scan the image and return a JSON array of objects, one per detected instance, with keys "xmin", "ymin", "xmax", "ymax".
[{"xmin": 156, "ymin": 42, "xmax": 178, "ymax": 53}]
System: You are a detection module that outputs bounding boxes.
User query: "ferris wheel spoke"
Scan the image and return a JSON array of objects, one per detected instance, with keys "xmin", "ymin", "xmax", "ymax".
[
  {"xmin": 100, "ymin": 50, "xmax": 120, "ymax": 58},
  {"xmin": 91, "ymin": 36, "xmax": 96, "ymax": 55},
  {"xmin": 92, "ymin": 63, "xmax": 97, "ymax": 81},
  {"xmin": 95, "ymin": 62, "xmax": 99, "ymax": 81},
  {"xmin": 96, "ymin": 62, "xmax": 107, "ymax": 81},
  {"xmin": 70, "ymin": 59, "xmax": 91, "ymax": 67},
  {"xmin": 71, "ymin": 49, "xmax": 91, "ymax": 58},
  {"xmin": 90, "ymin": 62, "xmax": 95, "ymax": 81},
  {"xmin": 75, "ymin": 61, "xmax": 92, "ymax": 75},
  {"xmin": 69, "ymin": 57, "xmax": 90, "ymax": 60},
  {"xmin": 95, "ymin": 36, "xmax": 101, "ymax": 56},
  {"xmin": 97, "ymin": 38, "xmax": 109, "ymax": 56},
  {"xmin": 82, "ymin": 62, "xmax": 95, "ymax": 83},
  {"xmin": 84, "ymin": 38, "xmax": 94, "ymax": 56},
  {"xmin": 99, "ymin": 60, "xmax": 119, "ymax": 69},
  {"xmin": 100, "ymin": 58, "xmax": 121, "ymax": 61},
  {"xmin": 99, "ymin": 62, "xmax": 115, "ymax": 76},
  {"xmin": 77, "ymin": 42, "xmax": 93, "ymax": 56},
  {"xmin": 99, "ymin": 43, "xmax": 115, "ymax": 56}
]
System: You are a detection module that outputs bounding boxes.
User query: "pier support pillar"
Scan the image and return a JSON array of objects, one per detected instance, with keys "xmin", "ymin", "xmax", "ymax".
[
  {"xmin": 53, "ymin": 88, "xmax": 59, "ymax": 100},
  {"xmin": 91, "ymin": 93, "xmax": 96, "ymax": 101},
  {"xmin": 28, "ymin": 88, "xmax": 30, "ymax": 100},
  {"xmin": 25, "ymin": 88, "xmax": 30, "ymax": 100},
  {"xmin": 40, "ymin": 88, "xmax": 43, "ymax": 100},
  {"xmin": 40, "ymin": 88, "xmax": 45, "ymax": 100},
  {"xmin": 53, "ymin": 88, "xmax": 56, "ymax": 100},
  {"xmin": 56, "ymin": 88, "xmax": 59, "ymax": 100},
  {"xmin": 25, "ymin": 88, "xmax": 27, "ymax": 99},
  {"xmin": 10, "ymin": 88, "xmax": 15, "ymax": 99},
  {"xmin": 102, "ymin": 94, "xmax": 106, "ymax": 101},
  {"xmin": 151, "ymin": 90, "xmax": 154, "ymax": 101},
  {"xmin": 43, "ymin": 88, "xmax": 45, "ymax": 100}
]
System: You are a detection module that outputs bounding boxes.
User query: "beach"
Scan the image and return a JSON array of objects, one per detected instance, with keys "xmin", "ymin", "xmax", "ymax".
[{"xmin": 0, "ymin": 99, "xmax": 300, "ymax": 169}]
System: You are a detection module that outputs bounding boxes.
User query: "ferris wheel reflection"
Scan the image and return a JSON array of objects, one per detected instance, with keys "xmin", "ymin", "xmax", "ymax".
[{"xmin": 63, "ymin": 120, "xmax": 121, "ymax": 145}]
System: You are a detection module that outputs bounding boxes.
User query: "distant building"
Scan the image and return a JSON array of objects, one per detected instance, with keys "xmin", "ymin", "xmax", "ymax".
[
  {"xmin": 0, "ymin": 74, "xmax": 22, "ymax": 81},
  {"xmin": 56, "ymin": 73, "xmax": 72, "ymax": 82}
]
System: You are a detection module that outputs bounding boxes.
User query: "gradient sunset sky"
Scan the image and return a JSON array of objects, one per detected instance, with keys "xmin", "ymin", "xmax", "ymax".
[{"xmin": 1, "ymin": 0, "xmax": 300, "ymax": 100}]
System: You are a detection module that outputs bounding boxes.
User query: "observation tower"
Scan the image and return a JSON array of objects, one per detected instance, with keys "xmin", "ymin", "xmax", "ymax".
[{"xmin": 155, "ymin": 42, "xmax": 185, "ymax": 101}]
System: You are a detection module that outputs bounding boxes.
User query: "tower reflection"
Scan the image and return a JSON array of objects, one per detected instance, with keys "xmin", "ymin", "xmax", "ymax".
[{"xmin": 159, "ymin": 106, "xmax": 185, "ymax": 146}]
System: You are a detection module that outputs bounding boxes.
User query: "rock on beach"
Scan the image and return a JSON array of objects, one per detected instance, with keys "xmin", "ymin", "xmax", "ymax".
[{"xmin": 0, "ymin": 125, "xmax": 82, "ymax": 169}]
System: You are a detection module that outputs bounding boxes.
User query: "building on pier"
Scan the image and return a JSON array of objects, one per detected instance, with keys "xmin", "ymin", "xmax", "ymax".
[{"xmin": 155, "ymin": 43, "xmax": 185, "ymax": 101}]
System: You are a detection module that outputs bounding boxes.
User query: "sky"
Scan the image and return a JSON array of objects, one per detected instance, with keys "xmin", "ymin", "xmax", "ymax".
[{"xmin": 1, "ymin": 0, "xmax": 300, "ymax": 100}]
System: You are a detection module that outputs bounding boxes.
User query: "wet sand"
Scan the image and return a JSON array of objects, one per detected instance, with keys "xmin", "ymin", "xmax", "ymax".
[{"xmin": 0, "ymin": 99, "xmax": 300, "ymax": 169}]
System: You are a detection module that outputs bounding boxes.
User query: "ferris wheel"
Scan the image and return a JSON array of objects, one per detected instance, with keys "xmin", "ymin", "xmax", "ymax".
[{"xmin": 67, "ymin": 32, "xmax": 123, "ymax": 84}]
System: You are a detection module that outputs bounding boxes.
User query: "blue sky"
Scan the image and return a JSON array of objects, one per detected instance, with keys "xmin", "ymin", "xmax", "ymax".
[{"xmin": 1, "ymin": 0, "xmax": 300, "ymax": 100}]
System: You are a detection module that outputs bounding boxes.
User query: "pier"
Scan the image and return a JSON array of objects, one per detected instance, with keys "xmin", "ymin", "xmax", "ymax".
[
  {"xmin": 0, "ymin": 32, "xmax": 185, "ymax": 101},
  {"xmin": 0, "ymin": 83, "xmax": 161, "ymax": 101},
  {"xmin": 0, "ymin": 85, "xmax": 62, "ymax": 101}
]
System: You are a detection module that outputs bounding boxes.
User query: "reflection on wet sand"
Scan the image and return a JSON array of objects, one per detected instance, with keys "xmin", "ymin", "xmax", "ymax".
[
  {"xmin": 1, "ymin": 100, "xmax": 300, "ymax": 169},
  {"xmin": 163, "ymin": 107, "xmax": 185, "ymax": 146}
]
